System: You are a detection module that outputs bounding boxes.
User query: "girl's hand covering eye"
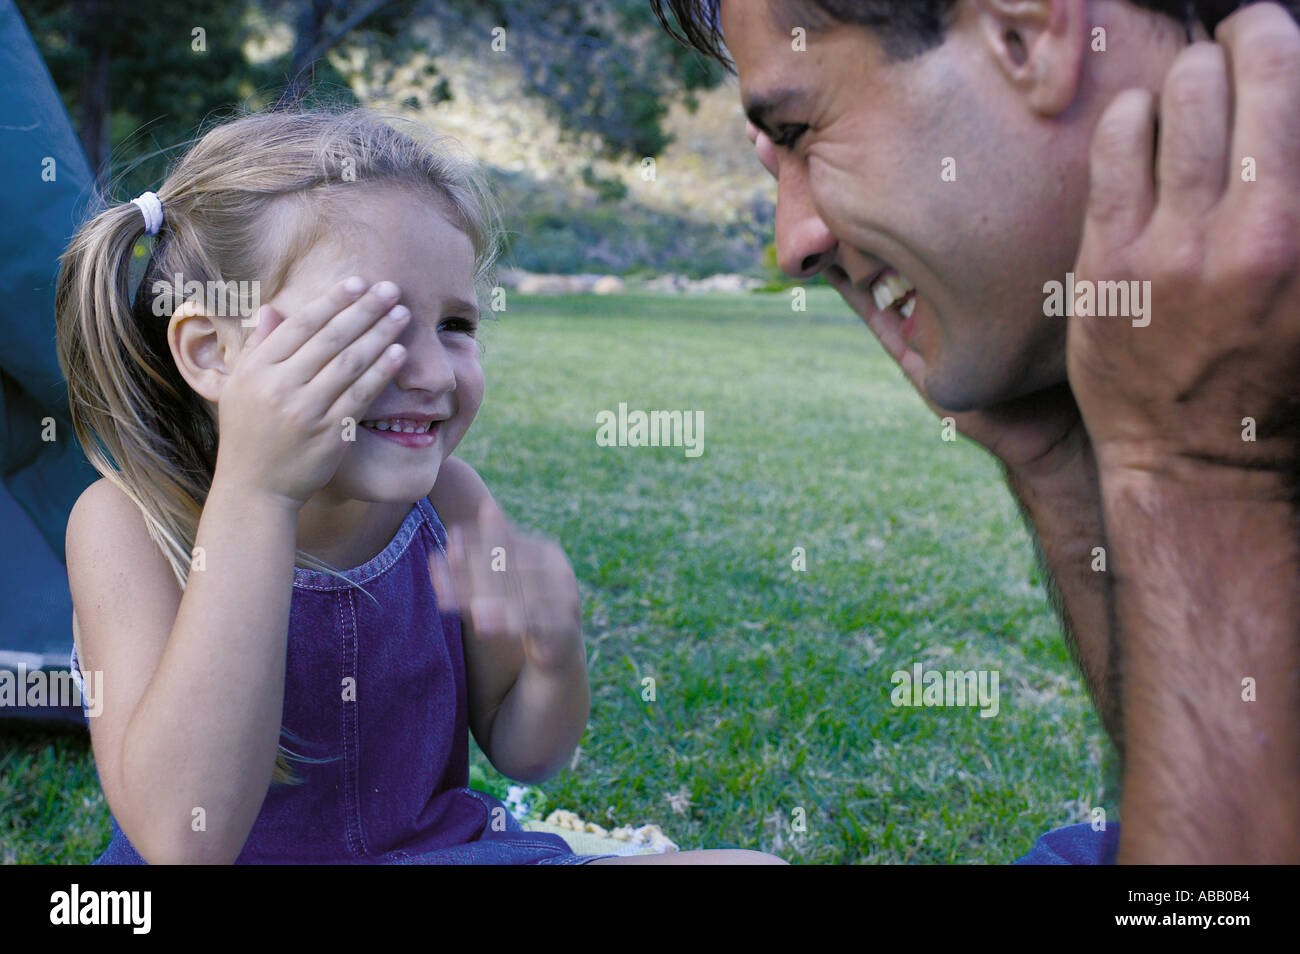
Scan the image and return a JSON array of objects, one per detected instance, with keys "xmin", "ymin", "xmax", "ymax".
[
  {"xmin": 428, "ymin": 499, "xmax": 583, "ymax": 674},
  {"xmin": 211, "ymin": 276, "xmax": 410, "ymax": 508}
]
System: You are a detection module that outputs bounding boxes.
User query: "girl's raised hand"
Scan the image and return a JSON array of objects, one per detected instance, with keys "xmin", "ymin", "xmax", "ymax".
[
  {"xmin": 212, "ymin": 277, "xmax": 411, "ymax": 508},
  {"xmin": 429, "ymin": 500, "xmax": 584, "ymax": 674}
]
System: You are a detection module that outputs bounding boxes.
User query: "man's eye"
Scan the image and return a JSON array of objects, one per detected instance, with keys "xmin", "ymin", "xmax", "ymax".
[
  {"xmin": 440, "ymin": 317, "xmax": 477, "ymax": 336},
  {"xmin": 772, "ymin": 124, "xmax": 808, "ymax": 149}
]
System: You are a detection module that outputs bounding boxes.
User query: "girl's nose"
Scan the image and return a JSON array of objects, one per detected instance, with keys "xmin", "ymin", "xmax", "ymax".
[{"xmin": 396, "ymin": 334, "xmax": 457, "ymax": 395}]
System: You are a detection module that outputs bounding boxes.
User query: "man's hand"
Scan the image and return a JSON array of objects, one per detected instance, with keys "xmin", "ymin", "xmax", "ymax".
[
  {"xmin": 1067, "ymin": 3, "xmax": 1300, "ymax": 862},
  {"xmin": 1068, "ymin": 5, "xmax": 1300, "ymax": 488}
]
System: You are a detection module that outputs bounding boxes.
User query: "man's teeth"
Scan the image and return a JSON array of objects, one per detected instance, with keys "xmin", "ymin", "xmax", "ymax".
[
  {"xmin": 362, "ymin": 419, "xmax": 432, "ymax": 433},
  {"xmin": 870, "ymin": 271, "xmax": 915, "ymax": 312}
]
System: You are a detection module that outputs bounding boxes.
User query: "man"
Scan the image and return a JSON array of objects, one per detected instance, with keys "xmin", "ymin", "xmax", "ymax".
[{"xmin": 652, "ymin": 0, "xmax": 1300, "ymax": 863}]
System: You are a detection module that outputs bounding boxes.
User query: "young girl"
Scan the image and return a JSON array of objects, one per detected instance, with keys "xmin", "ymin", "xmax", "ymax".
[{"xmin": 56, "ymin": 107, "xmax": 777, "ymax": 865}]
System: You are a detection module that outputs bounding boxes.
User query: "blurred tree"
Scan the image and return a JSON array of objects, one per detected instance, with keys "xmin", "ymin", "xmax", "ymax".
[
  {"xmin": 461, "ymin": 0, "xmax": 723, "ymax": 159},
  {"xmin": 19, "ymin": 0, "xmax": 278, "ymax": 191},
  {"xmin": 17, "ymin": 0, "xmax": 724, "ymax": 192}
]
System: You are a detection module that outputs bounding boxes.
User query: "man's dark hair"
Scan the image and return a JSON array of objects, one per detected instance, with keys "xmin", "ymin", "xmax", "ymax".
[{"xmin": 650, "ymin": 0, "xmax": 1288, "ymax": 71}]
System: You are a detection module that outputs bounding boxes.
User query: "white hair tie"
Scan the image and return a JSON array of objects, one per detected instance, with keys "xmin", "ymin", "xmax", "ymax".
[{"xmin": 130, "ymin": 191, "xmax": 164, "ymax": 236}]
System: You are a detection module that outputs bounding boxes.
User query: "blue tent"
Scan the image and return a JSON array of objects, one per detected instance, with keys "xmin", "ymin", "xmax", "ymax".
[{"xmin": 1, "ymin": 0, "xmax": 100, "ymax": 725}]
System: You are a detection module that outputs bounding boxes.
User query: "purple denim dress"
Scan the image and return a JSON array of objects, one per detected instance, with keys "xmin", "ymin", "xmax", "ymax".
[{"xmin": 75, "ymin": 496, "xmax": 593, "ymax": 864}]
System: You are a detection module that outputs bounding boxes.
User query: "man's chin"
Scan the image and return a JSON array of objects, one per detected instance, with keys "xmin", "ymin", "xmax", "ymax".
[
  {"xmin": 920, "ymin": 362, "xmax": 993, "ymax": 415},
  {"xmin": 920, "ymin": 328, "xmax": 1071, "ymax": 415},
  {"xmin": 922, "ymin": 355, "xmax": 1066, "ymax": 415}
]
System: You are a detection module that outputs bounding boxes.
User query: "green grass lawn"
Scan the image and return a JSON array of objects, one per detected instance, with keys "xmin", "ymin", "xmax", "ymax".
[{"xmin": 1, "ymin": 287, "xmax": 1116, "ymax": 864}]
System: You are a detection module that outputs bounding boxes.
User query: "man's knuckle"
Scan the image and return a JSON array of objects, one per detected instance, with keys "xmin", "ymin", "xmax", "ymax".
[
  {"xmin": 1090, "ymin": 98, "xmax": 1146, "ymax": 173},
  {"xmin": 1223, "ymin": 216, "xmax": 1298, "ymax": 285},
  {"xmin": 1163, "ymin": 144, "xmax": 1215, "ymax": 186},
  {"xmin": 1151, "ymin": 235, "xmax": 1205, "ymax": 285},
  {"xmin": 1087, "ymin": 182, "xmax": 1130, "ymax": 225},
  {"xmin": 1098, "ymin": 88, "xmax": 1150, "ymax": 133},
  {"xmin": 1163, "ymin": 78, "xmax": 1217, "ymax": 120},
  {"xmin": 1165, "ymin": 46, "xmax": 1226, "ymax": 101},
  {"xmin": 1236, "ymin": 33, "xmax": 1300, "ymax": 88},
  {"xmin": 1091, "ymin": 114, "xmax": 1132, "ymax": 163}
]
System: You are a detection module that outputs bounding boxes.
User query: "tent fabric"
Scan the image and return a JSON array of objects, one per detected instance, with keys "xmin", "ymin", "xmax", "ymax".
[{"xmin": 1, "ymin": 0, "xmax": 101, "ymax": 725}]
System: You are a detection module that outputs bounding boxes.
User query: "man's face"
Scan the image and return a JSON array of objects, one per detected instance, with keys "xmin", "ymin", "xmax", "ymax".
[{"xmin": 722, "ymin": 0, "xmax": 1104, "ymax": 412}]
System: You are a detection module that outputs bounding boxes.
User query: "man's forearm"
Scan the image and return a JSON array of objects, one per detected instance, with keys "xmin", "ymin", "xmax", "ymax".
[
  {"xmin": 1003, "ymin": 434, "xmax": 1122, "ymax": 748},
  {"xmin": 1102, "ymin": 466, "xmax": 1300, "ymax": 863}
]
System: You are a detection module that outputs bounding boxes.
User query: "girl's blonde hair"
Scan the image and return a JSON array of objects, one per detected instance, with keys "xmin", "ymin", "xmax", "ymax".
[{"xmin": 55, "ymin": 105, "xmax": 503, "ymax": 784}]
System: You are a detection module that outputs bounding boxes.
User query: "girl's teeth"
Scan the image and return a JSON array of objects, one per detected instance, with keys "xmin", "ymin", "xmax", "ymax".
[
  {"xmin": 363, "ymin": 419, "xmax": 431, "ymax": 433},
  {"xmin": 899, "ymin": 296, "xmax": 916, "ymax": 319}
]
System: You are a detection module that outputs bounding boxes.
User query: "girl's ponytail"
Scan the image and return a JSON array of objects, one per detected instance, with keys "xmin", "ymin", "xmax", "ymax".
[{"xmin": 55, "ymin": 194, "xmax": 218, "ymax": 593}]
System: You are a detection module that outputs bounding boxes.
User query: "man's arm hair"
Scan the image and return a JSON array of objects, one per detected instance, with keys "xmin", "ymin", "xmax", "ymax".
[
  {"xmin": 1002, "ymin": 461, "xmax": 1124, "ymax": 754},
  {"xmin": 1104, "ymin": 471, "xmax": 1300, "ymax": 862}
]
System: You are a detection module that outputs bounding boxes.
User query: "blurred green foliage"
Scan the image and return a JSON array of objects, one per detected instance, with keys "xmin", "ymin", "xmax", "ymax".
[{"xmin": 17, "ymin": 0, "xmax": 725, "ymax": 195}]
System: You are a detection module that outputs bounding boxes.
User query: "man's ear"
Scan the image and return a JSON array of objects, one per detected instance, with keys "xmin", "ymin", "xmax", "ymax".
[
  {"xmin": 974, "ymin": 0, "xmax": 1087, "ymax": 117},
  {"xmin": 168, "ymin": 300, "xmax": 238, "ymax": 403}
]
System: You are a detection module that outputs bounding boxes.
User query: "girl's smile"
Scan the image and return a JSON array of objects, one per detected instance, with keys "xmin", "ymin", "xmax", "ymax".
[{"xmin": 359, "ymin": 414, "xmax": 442, "ymax": 448}]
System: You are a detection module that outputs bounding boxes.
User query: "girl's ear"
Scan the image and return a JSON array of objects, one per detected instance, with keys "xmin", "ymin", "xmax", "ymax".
[{"xmin": 168, "ymin": 300, "xmax": 236, "ymax": 402}]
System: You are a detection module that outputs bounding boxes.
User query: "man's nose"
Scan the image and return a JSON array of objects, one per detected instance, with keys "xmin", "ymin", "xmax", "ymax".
[{"xmin": 775, "ymin": 162, "xmax": 838, "ymax": 279}]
